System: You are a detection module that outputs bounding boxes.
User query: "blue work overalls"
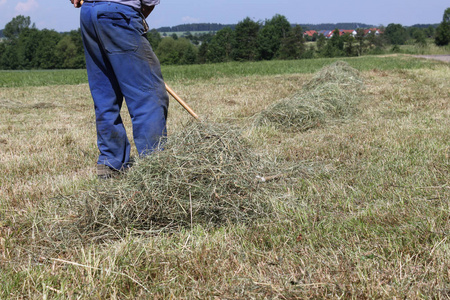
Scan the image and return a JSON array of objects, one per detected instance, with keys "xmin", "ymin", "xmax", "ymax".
[{"xmin": 80, "ymin": 1, "xmax": 169, "ymax": 170}]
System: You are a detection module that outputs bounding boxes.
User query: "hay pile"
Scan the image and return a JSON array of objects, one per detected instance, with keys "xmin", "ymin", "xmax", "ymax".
[
  {"xmin": 303, "ymin": 60, "xmax": 364, "ymax": 91},
  {"xmin": 76, "ymin": 122, "xmax": 276, "ymax": 236},
  {"xmin": 256, "ymin": 61, "xmax": 364, "ymax": 131}
]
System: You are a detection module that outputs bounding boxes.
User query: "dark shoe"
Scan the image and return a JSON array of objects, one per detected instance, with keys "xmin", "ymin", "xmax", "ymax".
[{"xmin": 97, "ymin": 164, "xmax": 120, "ymax": 179}]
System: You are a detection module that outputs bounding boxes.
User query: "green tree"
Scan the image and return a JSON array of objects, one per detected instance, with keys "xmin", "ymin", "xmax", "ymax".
[
  {"xmin": 355, "ymin": 28, "xmax": 367, "ymax": 56},
  {"xmin": 316, "ymin": 34, "xmax": 326, "ymax": 54},
  {"xmin": 344, "ymin": 35, "xmax": 357, "ymax": 57},
  {"xmin": 0, "ymin": 43, "xmax": 5, "ymax": 61},
  {"xmin": 35, "ymin": 29, "xmax": 62, "ymax": 69},
  {"xmin": 3, "ymin": 15, "xmax": 32, "ymax": 40},
  {"xmin": 435, "ymin": 7, "xmax": 450, "ymax": 46},
  {"xmin": 278, "ymin": 25, "xmax": 305, "ymax": 59},
  {"xmin": 330, "ymin": 28, "xmax": 344, "ymax": 50},
  {"xmin": 424, "ymin": 26, "xmax": 435, "ymax": 38},
  {"xmin": 207, "ymin": 27, "xmax": 234, "ymax": 63},
  {"xmin": 183, "ymin": 31, "xmax": 200, "ymax": 46},
  {"xmin": 147, "ymin": 29, "xmax": 162, "ymax": 49},
  {"xmin": 413, "ymin": 30, "xmax": 427, "ymax": 47},
  {"xmin": 257, "ymin": 14, "xmax": 291, "ymax": 60},
  {"xmin": 156, "ymin": 37, "xmax": 180, "ymax": 64},
  {"xmin": 231, "ymin": 17, "xmax": 260, "ymax": 61},
  {"xmin": 322, "ymin": 29, "xmax": 344, "ymax": 57},
  {"xmin": 384, "ymin": 23, "xmax": 408, "ymax": 45},
  {"xmin": 0, "ymin": 16, "xmax": 87, "ymax": 69},
  {"xmin": 441, "ymin": 8, "xmax": 449, "ymax": 23},
  {"xmin": 69, "ymin": 29, "xmax": 84, "ymax": 52},
  {"xmin": 68, "ymin": 29, "xmax": 86, "ymax": 68},
  {"xmin": 197, "ymin": 32, "xmax": 215, "ymax": 44},
  {"xmin": 303, "ymin": 44, "xmax": 316, "ymax": 59},
  {"xmin": 16, "ymin": 28, "xmax": 40, "ymax": 68},
  {"xmin": 183, "ymin": 31, "xmax": 194, "ymax": 40},
  {"xmin": 0, "ymin": 45, "xmax": 19, "ymax": 69},
  {"xmin": 55, "ymin": 35, "xmax": 79, "ymax": 68},
  {"xmin": 156, "ymin": 37, "xmax": 197, "ymax": 65},
  {"xmin": 197, "ymin": 42, "xmax": 209, "ymax": 64},
  {"xmin": 265, "ymin": 14, "xmax": 291, "ymax": 39},
  {"xmin": 180, "ymin": 43, "xmax": 198, "ymax": 65},
  {"xmin": 257, "ymin": 24, "xmax": 280, "ymax": 60},
  {"xmin": 365, "ymin": 30, "xmax": 384, "ymax": 51}
]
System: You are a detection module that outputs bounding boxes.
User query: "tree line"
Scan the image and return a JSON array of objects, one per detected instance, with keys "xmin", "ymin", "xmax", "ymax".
[
  {"xmin": 157, "ymin": 23, "xmax": 236, "ymax": 33},
  {"xmin": 151, "ymin": 10, "xmax": 450, "ymax": 66},
  {"xmin": 0, "ymin": 9, "xmax": 449, "ymax": 70},
  {"xmin": 155, "ymin": 22, "xmax": 376, "ymax": 33},
  {"xmin": 0, "ymin": 16, "xmax": 85, "ymax": 69}
]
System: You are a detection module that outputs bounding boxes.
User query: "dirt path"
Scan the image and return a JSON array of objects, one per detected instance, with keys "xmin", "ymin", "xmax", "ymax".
[{"xmin": 413, "ymin": 55, "xmax": 450, "ymax": 63}]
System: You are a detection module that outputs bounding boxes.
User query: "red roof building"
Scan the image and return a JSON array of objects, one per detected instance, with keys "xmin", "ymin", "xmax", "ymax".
[
  {"xmin": 304, "ymin": 30, "xmax": 317, "ymax": 37},
  {"xmin": 339, "ymin": 29, "xmax": 356, "ymax": 36},
  {"xmin": 304, "ymin": 28, "xmax": 382, "ymax": 38}
]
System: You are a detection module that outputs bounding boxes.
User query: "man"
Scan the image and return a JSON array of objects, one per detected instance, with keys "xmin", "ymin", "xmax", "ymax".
[{"xmin": 70, "ymin": 0, "xmax": 169, "ymax": 178}]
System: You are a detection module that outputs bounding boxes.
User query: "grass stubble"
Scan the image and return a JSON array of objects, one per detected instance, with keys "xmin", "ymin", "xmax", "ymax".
[{"xmin": 0, "ymin": 56, "xmax": 449, "ymax": 298}]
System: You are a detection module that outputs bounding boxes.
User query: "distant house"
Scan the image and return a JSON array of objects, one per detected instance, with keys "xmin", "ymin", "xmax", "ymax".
[
  {"xmin": 317, "ymin": 30, "xmax": 333, "ymax": 38},
  {"xmin": 304, "ymin": 30, "xmax": 317, "ymax": 37},
  {"xmin": 339, "ymin": 29, "xmax": 357, "ymax": 37},
  {"xmin": 306, "ymin": 28, "xmax": 382, "ymax": 39},
  {"xmin": 364, "ymin": 28, "xmax": 382, "ymax": 35}
]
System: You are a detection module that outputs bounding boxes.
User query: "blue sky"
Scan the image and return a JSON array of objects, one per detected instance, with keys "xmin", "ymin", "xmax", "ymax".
[{"xmin": 0, "ymin": 0, "xmax": 448, "ymax": 32}]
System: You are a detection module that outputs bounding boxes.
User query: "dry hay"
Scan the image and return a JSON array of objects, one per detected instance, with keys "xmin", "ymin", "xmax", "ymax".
[
  {"xmin": 256, "ymin": 61, "xmax": 364, "ymax": 131},
  {"xmin": 0, "ymin": 99, "xmax": 24, "ymax": 108},
  {"xmin": 303, "ymin": 60, "xmax": 364, "ymax": 91},
  {"xmin": 74, "ymin": 122, "xmax": 282, "ymax": 238}
]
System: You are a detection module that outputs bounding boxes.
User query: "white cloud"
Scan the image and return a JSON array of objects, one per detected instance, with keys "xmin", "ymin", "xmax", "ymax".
[
  {"xmin": 0, "ymin": 0, "xmax": 7, "ymax": 6},
  {"xmin": 181, "ymin": 16, "xmax": 200, "ymax": 23},
  {"xmin": 15, "ymin": 0, "xmax": 38, "ymax": 13}
]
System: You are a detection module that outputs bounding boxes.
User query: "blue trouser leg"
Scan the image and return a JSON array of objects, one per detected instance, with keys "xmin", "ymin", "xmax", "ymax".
[{"xmin": 80, "ymin": 2, "xmax": 168, "ymax": 170}]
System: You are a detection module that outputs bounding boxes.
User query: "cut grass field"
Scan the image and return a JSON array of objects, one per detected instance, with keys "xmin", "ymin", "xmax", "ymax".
[{"xmin": 0, "ymin": 55, "xmax": 449, "ymax": 298}]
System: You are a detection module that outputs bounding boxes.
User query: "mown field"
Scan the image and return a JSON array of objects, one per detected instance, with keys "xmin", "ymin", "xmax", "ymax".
[{"xmin": 0, "ymin": 55, "xmax": 449, "ymax": 298}]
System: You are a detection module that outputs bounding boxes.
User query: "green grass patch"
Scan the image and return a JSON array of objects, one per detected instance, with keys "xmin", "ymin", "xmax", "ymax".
[
  {"xmin": 398, "ymin": 40, "xmax": 450, "ymax": 55},
  {"xmin": 0, "ymin": 69, "xmax": 89, "ymax": 88},
  {"xmin": 0, "ymin": 55, "xmax": 444, "ymax": 88},
  {"xmin": 162, "ymin": 55, "xmax": 444, "ymax": 83}
]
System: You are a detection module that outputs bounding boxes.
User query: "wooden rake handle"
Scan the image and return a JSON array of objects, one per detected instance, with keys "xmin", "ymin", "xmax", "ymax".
[{"xmin": 165, "ymin": 83, "xmax": 200, "ymax": 121}]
